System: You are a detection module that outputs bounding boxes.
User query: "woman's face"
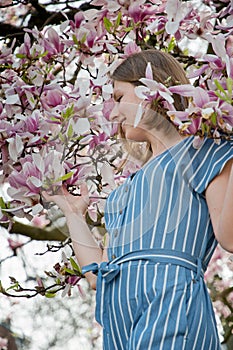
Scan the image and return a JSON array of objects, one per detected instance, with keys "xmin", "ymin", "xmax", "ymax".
[{"xmin": 110, "ymin": 81, "xmax": 149, "ymax": 142}]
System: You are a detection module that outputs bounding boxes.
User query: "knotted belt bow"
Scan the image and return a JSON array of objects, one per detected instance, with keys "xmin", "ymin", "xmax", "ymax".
[
  {"xmin": 82, "ymin": 248, "xmax": 207, "ymax": 282},
  {"xmin": 82, "ymin": 260, "xmax": 120, "ymax": 283},
  {"xmin": 82, "ymin": 248, "xmax": 207, "ymax": 329}
]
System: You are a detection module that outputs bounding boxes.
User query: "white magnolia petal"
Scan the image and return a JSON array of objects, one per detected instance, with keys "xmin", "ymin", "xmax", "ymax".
[
  {"xmin": 159, "ymin": 90, "xmax": 174, "ymax": 104},
  {"xmin": 99, "ymin": 121, "xmax": 112, "ymax": 136},
  {"xmin": 93, "ymin": 75, "xmax": 108, "ymax": 86},
  {"xmin": 165, "ymin": 20, "xmax": 180, "ymax": 35},
  {"xmin": 106, "ymin": 43, "xmax": 118, "ymax": 54},
  {"xmin": 74, "ymin": 118, "xmax": 90, "ymax": 134},
  {"xmin": 134, "ymin": 103, "xmax": 143, "ymax": 128},
  {"xmin": 8, "ymin": 135, "xmax": 24, "ymax": 161},
  {"xmin": 193, "ymin": 136, "xmax": 204, "ymax": 149},
  {"xmin": 61, "ymin": 283, "xmax": 71, "ymax": 298},
  {"xmin": 25, "ymin": 90, "xmax": 36, "ymax": 108},
  {"xmin": 211, "ymin": 33, "xmax": 227, "ymax": 60},
  {"xmin": 28, "ymin": 176, "xmax": 43, "ymax": 188},
  {"xmin": 100, "ymin": 162, "xmax": 115, "ymax": 189},
  {"xmin": 77, "ymin": 78, "xmax": 90, "ymax": 97},
  {"xmin": 5, "ymin": 94, "xmax": 20, "ymax": 104},
  {"xmin": 165, "ymin": 0, "xmax": 179, "ymax": 18},
  {"xmin": 79, "ymin": 134, "xmax": 93, "ymax": 145},
  {"xmin": 102, "ymin": 84, "xmax": 113, "ymax": 94},
  {"xmin": 2, "ymin": 204, "xmax": 26, "ymax": 212},
  {"xmin": 102, "ymin": 84, "xmax": 113, "ymax": 100},
  {"xmin": 31, "ymin": 203, "xmax": 44, "ymax": 215},
  {"xmin": 60, "ymin": 20, "xmax": 70, "ymax": 32},
  {"xmin": 145, "ymin": 62, "xmax": 153, "ymax": 80},
  {"xmin": 139, "ymin": 78, "xmax": 159, "ymax": 90},
  {"xmin": 134, "ymin": 86, "xmax": 149, "ymax": 99},
  {"xmin": 32, "ymin": 153, "xmax": 45, "ymax": 173},
  {"xmin": 27, "ymin": 135, "xmax": 41, "ymax": 145}
]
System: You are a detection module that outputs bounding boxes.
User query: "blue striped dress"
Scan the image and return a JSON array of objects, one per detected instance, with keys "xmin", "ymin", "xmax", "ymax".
[{"xmin": 83, "ymin": 136, "xmax": 233, "ymax": 350}]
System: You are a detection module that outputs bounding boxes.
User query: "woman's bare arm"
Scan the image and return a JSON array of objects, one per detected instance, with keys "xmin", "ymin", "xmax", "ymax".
[
  {"xmin": 206, "ymin": 159, "xmax": 233, "ymax": 253},
  {"xmin": 42, "ymin": 184, "xmax": 108, "ymax": 289}
]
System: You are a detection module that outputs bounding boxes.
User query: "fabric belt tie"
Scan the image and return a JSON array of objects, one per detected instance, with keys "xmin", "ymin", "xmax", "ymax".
[
  {"xmin": 82, "ymin": 248, "xmax": 207, "ymax": 283},
  {"xmin": 82, "ymin": 248, "xmax": 207, "ymax": 329}
]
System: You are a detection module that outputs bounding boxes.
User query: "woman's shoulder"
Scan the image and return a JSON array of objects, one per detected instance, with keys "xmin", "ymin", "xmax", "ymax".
[
  {"xmin": 187, "ymin": 136, "xmax": 233, "ymax": 193},
  {"xmin": 194, "ymin": 136, "xmax": 233, "ymax": 160}
]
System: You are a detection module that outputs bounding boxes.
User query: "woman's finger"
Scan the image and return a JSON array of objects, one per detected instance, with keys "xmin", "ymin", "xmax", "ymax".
[
  {"xmin": 80, "ymin": 182, "xmax": 89, "ymax": 196},
  {"xmin": 41, "ymin": 191, "xmax": 51, "ymax": 201},
  {"xmin": 61, "ymin": 184, "xmax": 69, "ymax": 195}
]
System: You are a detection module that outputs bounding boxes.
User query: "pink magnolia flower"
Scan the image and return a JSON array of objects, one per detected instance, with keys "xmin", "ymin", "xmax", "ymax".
[
  {"xmin": 1, "ymin": 0, "xmax": 12, "ymax": 4},
  {"xmin": 70, "ymin": 12, "xmax": 85, "ymax": 30},
  {"xmin": 36, "ymin": 277, "xmax": 44, "ymax": 288},
  {"xmin": 0, "ymin": 337, "xmax": 8, "ymax": 350},
  {"xmin": 165, "ymin": 0, "xmax": 192, "ymax": 36},
  {"xmin": 41, "ymin": 86, "xmax": 69, "ymax": 110},
  {"xmin": 0, "ymin": 38, "xmax": 14, "ymax": 65},
  {"xmin": 66, "ymin": 275, "xmax": 82, "ymax": 286},
  {"xmin": 134, "ymin": 75, "xmax": 174, "ymax": 106},
  {"xmin": 8, "ymin": 150, "xmax": 70, "ymax": 201},
  {"xmin": 47, "ymin": 27, "xmax": 64, "ymax": 53},
  {"xmin": 17, "ymin": 32, "xmax": 31, "ymax": 58},
  {"xmin": 167, "ymin": 81, "xmax": 233, "ymax": 136},
  {"xmin": 123, "ymin": 42, "xmax": 141, "ymax": 57},
  {"xmin": 31, "ymin": 214, "xmax": 50, "ymax": 228},
  {"xmin": 128, "ymin": 0, "xmax": 156, "ymax": 23},
  {"xmin": 8, "ymin": 238, "xmax": 23, "ymax": 251},
  {"xmin": 102, "ymin": 98, "xmax": 115, "ymax": 121},
  {"xmin": 88, "ymin": 132, "xmax": 109, "ymax": 149},
  {"xmin": 24, "ymin": 110, "xmax": 40, "ymax": 134}
]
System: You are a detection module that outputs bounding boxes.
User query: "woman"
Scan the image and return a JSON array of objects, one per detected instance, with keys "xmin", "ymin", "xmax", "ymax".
[{"xmin": 43, "ymin": 49, "xmax": 233, "ymax": 349}]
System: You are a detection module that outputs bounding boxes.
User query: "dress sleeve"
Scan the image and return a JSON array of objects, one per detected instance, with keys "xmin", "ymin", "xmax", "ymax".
[{"xmin": 188, "ymin": 138, "xmax": 233, "ymax": 194}]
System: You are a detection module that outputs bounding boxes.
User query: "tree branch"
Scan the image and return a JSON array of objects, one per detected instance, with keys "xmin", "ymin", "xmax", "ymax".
[
  {"xmin": 0, "ymin": 0, "xmax": 101, "ymax": 46},
  {"xmin": 0, "ymin": 221, "xmax": 68, "ymax": 241}
]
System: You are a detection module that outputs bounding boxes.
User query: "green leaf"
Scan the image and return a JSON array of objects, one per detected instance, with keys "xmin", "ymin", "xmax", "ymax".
[
  {"xmin": 80, "ymin": 33, "xmax": 87, "ymax": 44},
  {"xmin": 61, "ymin": 104, "xmax": 74, "ymax": 120},
  {"xmin": 214, "ymin": 80, "xmax": 227, "ymax": 96},
  {"xmin": 6, "ymin": 283, "xmax": 19, "ymax": 291},
  {"xmin": 69, "ymin": 257, "xmax": 82, "ymax": 273},
  {"xmin": 124, "ymin": 26, "xmax": 134, "ymax": 32},
  {"xmin": 58, "ymin": 132, "xmax": 65, "ymax": 143},
  {"xmin": 72, "ymin": 34, "xmax": 79, "ymax": 45},
  {"xmin": 210, "ymin": 112, "xmax": 217, "ymax": 125},
  {"xmin": 54, "ymin": 171, "xmax": 74, "ymax": 183},
  {"xmin": 103, "ymin": 17, "xmax": 113, "ymax": 33},
  {"xmin": 214, "ymin": 91, "xmax": 229, "ymax": 102},
  {"xmin": 0, "ymin": 197, "xmax": 7, "ymax": 209},
  {"xmin": 50, "ymin": 116, "xmax": 61, "ymax": 121},
  {"xmin": 45, "ymin": 292, "xmax": 56, "ymax": 298},
  {"xmin": 16, "ymin": 53, "xmax": 26, "ymax": 59},
  {"xmin": 63, "ymin": 267, "xmax": 76, "ymax": 275},
  {"xmin": 67, "ymin": 123, "xmax": 74, "ymax": 139},
  {"xmin": 167, "ymin": 37, "xmax": 176, "ymax": 52},
  {"xmin": 226, "ymin": 77, "xmax": 233, "ymax": 96},
  {"xmin": 37, "ymin": 50, "xmax": 48, "ymax": 58},
  {"xmin": 115, "ymin": 12, "xmax": 122, "ymax": 28}
]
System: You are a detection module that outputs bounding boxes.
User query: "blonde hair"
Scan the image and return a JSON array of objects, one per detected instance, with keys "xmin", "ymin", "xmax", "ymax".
[{"xmin": 111, "ymin": 49, "xmax": 189, "ymax": 162}]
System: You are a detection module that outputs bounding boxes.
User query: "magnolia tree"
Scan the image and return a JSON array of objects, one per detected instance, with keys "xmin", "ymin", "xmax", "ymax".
[{"xmin": 0, "ymin": 0, "xmax": 233, "ymax": 346}]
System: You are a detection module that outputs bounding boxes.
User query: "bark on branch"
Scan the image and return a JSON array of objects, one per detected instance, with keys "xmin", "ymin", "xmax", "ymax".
[
  {"xmin": 0, "ymin": 221, "xmax": 68, "ymax": 241},
  {"xmin": 0, "ymin": 0, "xmax": 100, "ymax": 46}
]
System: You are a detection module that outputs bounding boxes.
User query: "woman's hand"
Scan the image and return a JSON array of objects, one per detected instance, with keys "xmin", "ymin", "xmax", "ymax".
[
  {"xmin": 42, "ymin": 183, "xmax": 90, "ymax": 218},
  {"xmin": 43, "ymin": 183, "xmax": 103, "ymax": 290}
]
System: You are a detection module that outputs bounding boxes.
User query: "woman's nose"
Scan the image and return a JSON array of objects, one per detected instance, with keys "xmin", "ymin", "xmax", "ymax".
[{"xmin": 109, "ymin": 102, "xmax": 119, "ymax": 122}]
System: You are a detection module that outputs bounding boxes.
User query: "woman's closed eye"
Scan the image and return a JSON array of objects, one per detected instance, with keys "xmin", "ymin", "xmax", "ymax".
[{"xmin": 115, "ymin": 95, "xmax": 122, "ymax": 103}]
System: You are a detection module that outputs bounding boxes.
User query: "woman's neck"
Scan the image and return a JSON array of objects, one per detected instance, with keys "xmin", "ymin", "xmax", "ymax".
[{"xmin": 149, "ymin": 130, "xmax": 186, "ymax": 158}]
